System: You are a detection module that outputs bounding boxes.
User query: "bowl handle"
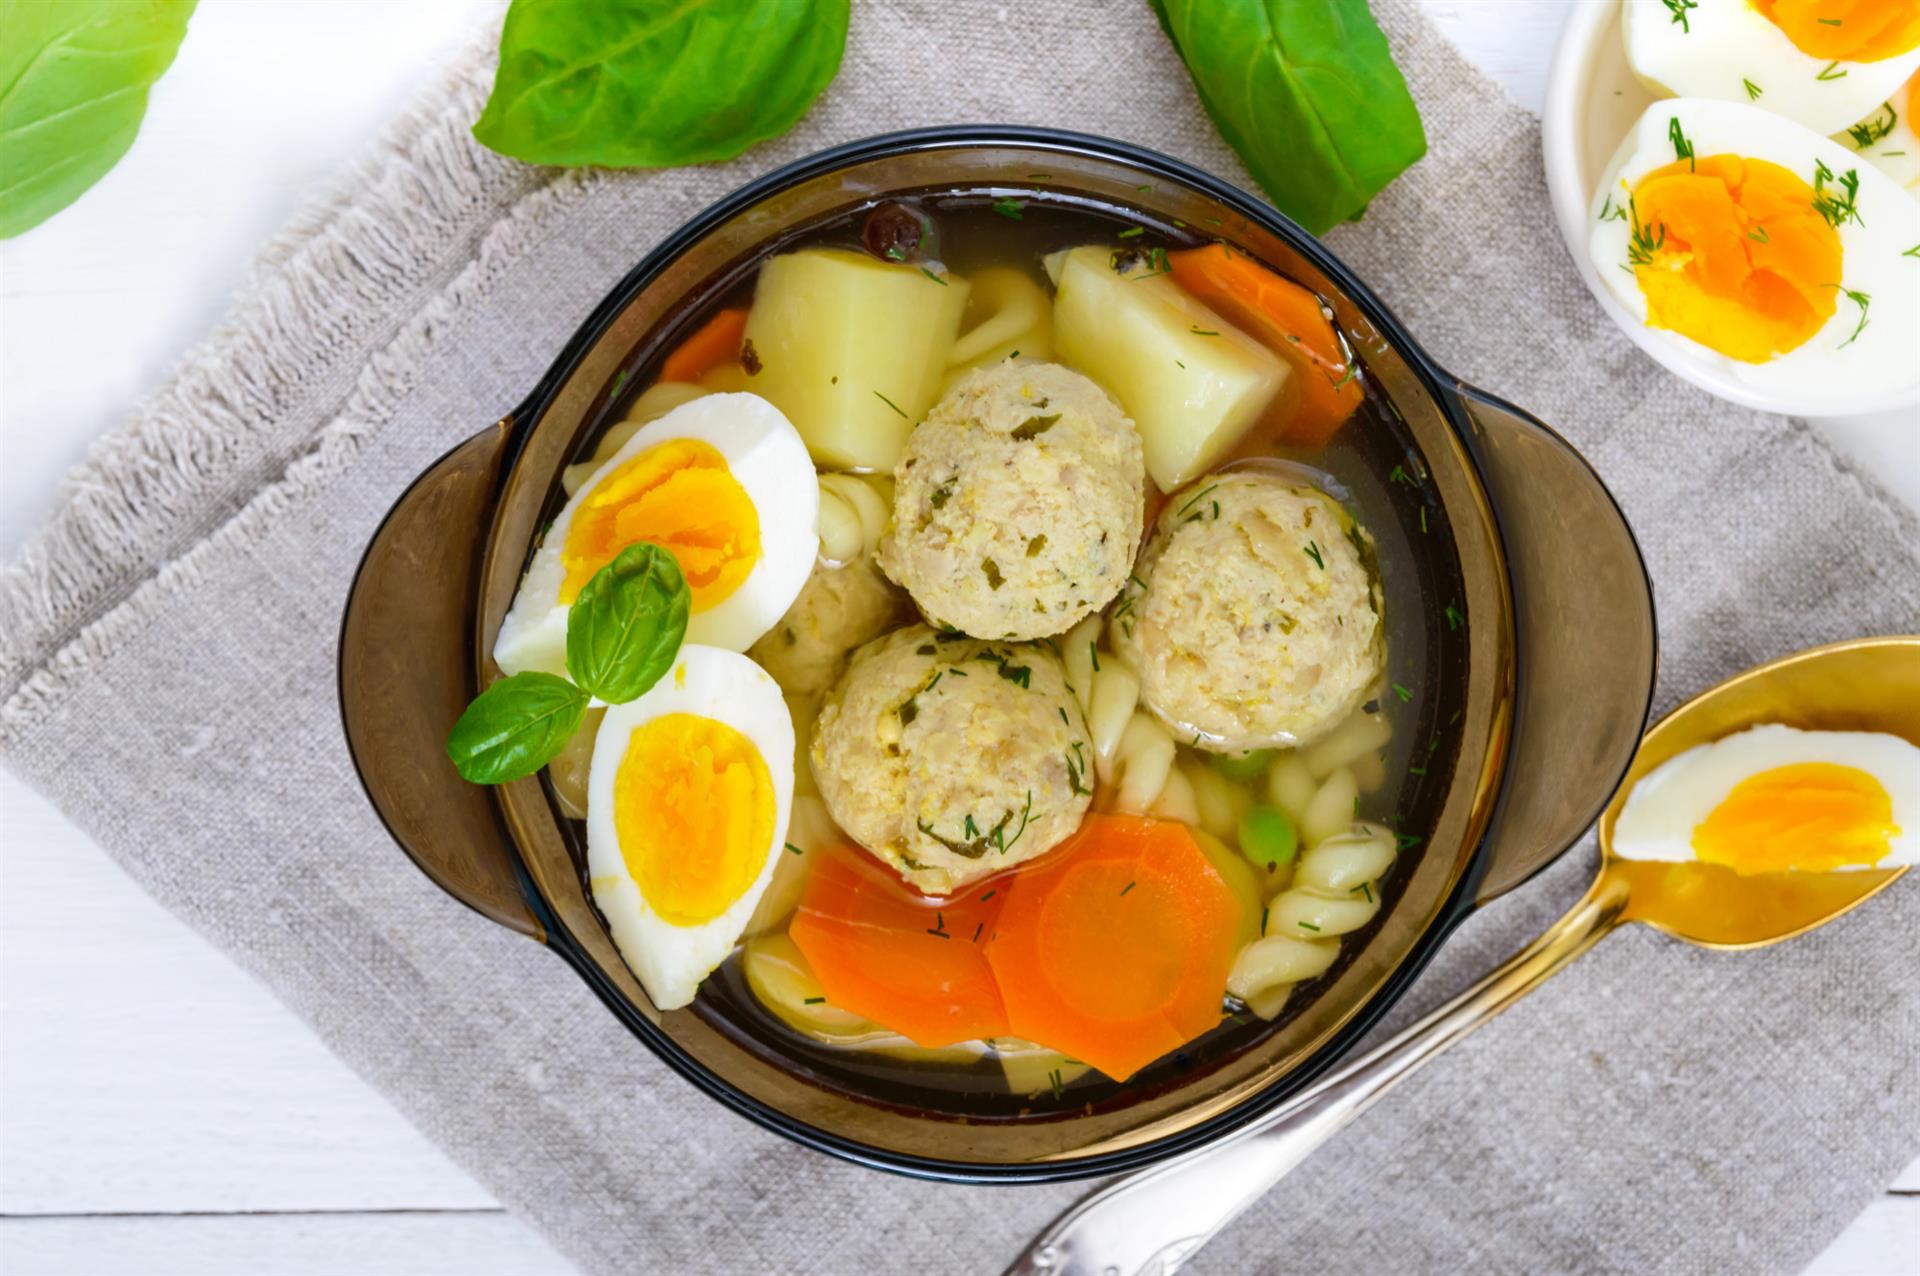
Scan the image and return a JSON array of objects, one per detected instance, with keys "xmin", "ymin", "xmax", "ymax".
[
  {"xmin": 1447, "ymin": 383, "xmax": 1658, "ymax": 905},
  {"xmin": 339, "ymin": 420, "xmax": 546, "ymax": 941}
]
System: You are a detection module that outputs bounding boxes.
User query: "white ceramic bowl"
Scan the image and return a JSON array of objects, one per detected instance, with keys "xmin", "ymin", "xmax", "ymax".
[{"xmin": 1542, "ymin": 0, "xmax": 1920, "ymax": 419}]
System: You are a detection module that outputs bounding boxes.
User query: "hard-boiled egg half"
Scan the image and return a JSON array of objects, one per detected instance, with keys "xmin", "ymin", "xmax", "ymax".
[
  {"xmin": 587, "ymin": 645, "xmax": 796, "ymax": 1010},
  {"xmin": 1832, "ymin": 71, "xmax": 1920, "ymax": 187},
  {"xmin": 1613, "ymin": 724, "xmax": 1919, "ymax": 873},
  {"xmin": 1590, "ymin": 99, "xmax": 1920, "ymax": 402},
  {"xmin": 1626, "ymin": 0, "xmax": 1920, "ymax": 135},
  {"xmin": 494, "ymin": 393, "xmax": 818, "ymax": 677}
]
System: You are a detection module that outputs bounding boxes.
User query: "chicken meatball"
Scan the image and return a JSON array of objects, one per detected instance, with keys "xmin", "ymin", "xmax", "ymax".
[
  {"xmin": 810, "ymin": 623, "xmax": 1093, "ymax": 894},
  {"xmin": 1112, "ymin": 469, "xmax": 1383, "ymax": 752},
  {"xmin": 747, "ymin": 554, "xmax": 912, "ymax": 697},
  {"xmin": 879, "ymin": 362, "xmax": 1144, "ymax": 641}
]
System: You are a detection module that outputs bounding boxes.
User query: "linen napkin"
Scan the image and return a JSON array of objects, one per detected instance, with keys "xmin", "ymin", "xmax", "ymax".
[{"xmin": 4, "ymin": 2, "xmax": 1917, "ymax": 1272}]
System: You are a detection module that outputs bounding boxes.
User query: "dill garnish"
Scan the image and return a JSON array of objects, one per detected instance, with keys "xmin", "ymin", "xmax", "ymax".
[
  {"xmin": 991, "ymin": 197, "xmax": 1025, "ymax": 219},
  {"xmin": 873, "ymin": 390, "xmax": 908, "ymax": 418}
]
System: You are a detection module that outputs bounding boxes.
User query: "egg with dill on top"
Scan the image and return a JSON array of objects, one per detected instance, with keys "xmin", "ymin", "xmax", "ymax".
[
  {"xmin": 1612, "ymin": 724, "xmax": 1920, "ymax": 874},
  {"xmin": 1831, "ymin": 71, "xmax": 1920, "ymax": 187},
  {"xmin": 493, "ymin": 392, "xmax": 818, "ymax": 679},
  {"xmin": 1589, "ymin": 98, "xmax": 1920, "ymax": 403},
  {"xmin": 1625, "ymin": 0, "xmax": 1920, "ymax": 135},
  {"xmin": 586, "ymin": 644, "xmax": 795, "ymax": 1010}
]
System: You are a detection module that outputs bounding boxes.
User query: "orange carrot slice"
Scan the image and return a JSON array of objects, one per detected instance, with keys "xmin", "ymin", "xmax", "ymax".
[
  {"xmin": 1168, "ymin": 245, "xmax": 1362, "ymax": 448},
  {"xmin": 982, "ymin": 815, "xmax": 1243, "ymax": 1080},
  {"xmin": 788, "ymin": 844, "xmax": 1010, "ymax": 1048},
  {"xmin": 657, "ymin": 307, "xmax": 749, "ymax": 385}
]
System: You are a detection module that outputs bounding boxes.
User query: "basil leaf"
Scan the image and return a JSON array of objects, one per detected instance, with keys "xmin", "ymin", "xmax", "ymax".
[
  {"xmin": 1152, "ymin": 0, "xmax": 1426, "ymax": 235},
  {"xmin": 473, "ymin": 0, "xmax": 849, "ymax": 168},
  {"xmin": 0, "ymin": 0, "xmax": 197, "ymax": 238},
  {"xmin": 566, "ymin": 542, "xmax": 690, "ymax": 703},
  {"xmin": 446, "ymin": 672, "xmax": 590, "ymax": 784}
]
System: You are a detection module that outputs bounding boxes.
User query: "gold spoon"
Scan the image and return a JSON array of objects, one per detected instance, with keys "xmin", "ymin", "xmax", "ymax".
[{"xmin": 1010, "ymin": 636, "xmax": 1917, "ymax": 1276}]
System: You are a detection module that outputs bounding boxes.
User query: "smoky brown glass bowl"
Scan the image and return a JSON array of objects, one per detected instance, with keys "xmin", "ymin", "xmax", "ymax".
[{"xmin": 339, "ymin": 127, "xmax": 1657, "ymax": 1183}]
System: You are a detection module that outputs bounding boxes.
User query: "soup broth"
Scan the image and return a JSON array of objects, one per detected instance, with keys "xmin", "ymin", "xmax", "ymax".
[{"xmin": 540, "ymin": 189, "xmax": 1470, "ymax": 1119}]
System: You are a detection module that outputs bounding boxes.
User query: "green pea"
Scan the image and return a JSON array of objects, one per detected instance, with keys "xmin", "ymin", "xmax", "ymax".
[
  {"xmin": 1212, "ymin": 748, "xmax": 1275, "ymax": 783},
  {"xmin": 1238, "ymin": 805, "xmax": 1298, "ymax": 876}
]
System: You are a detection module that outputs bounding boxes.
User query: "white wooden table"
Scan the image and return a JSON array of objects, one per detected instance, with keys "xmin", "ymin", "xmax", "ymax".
[{"xmin": 0, "ymin": 3, "xmax": 1913, "ymax": 1272}]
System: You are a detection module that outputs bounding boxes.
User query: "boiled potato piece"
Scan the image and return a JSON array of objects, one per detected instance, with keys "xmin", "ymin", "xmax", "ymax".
[
  {"xmin": 1047, "ymin": 245, "xmax": 1287, "ymax": 490},
  {"xmin": 993, "ymin": 1036, "xmax": 1094, "ymax": 1096},
  {"xmin": 742, "ymin": 248, "xmax": 970, "ymax": 471}
]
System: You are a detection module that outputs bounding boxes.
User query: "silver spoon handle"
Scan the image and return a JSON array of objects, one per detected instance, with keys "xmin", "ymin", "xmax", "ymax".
[{"xmin": 1007, "ymin": 876, "xmax": 1631, "ymax": 1276}]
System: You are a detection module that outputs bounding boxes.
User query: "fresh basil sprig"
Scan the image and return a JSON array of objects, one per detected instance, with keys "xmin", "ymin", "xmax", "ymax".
[
  {"xmin": 446, "ymin": 672, "xmax": 592, "ymax": 785},
  {"xmin": 472, "ymin": 0, "xmax": 850, "ymax": 169},
  {"xmin": 445, "ymin": 542, "xmax": 690, "ymax": 784},
  {"xmin": 0, "ymin": 0, "xmax": 198, "ymax": 238},
  {"xmin": 567, "ymin": 541, "xmax": 691, "ymax": 703},
  {"xmin": 1147, "ymin": 0, "xmax": 1427, "ymax": 235}
]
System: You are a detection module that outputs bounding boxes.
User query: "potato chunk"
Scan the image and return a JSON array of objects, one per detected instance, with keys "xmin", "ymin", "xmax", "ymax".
[
  {"xmin": 742, "ymin": 249, "xmax": 970, "ymax": 471},
  {"xmin": 1047, "ymin": 245, "xmax": 1287, "ymax": 489}
]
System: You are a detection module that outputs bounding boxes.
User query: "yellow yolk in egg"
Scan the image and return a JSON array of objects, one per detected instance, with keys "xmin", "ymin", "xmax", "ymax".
[
  {"xmin": 614, "ymin": 712, "xmax": 774, "ymax": 927},
  {"xmin": 562, "ymin": 438, "xmax": 761, "ymax": 610},
  {"xmin": 1753, "ymin": 0, "xmax": 1920, "ymax": 63},
  {"xmin": 1628, "ymin": 154, "xmax": 1842, "ymax": 361},
  {"xmin": 1690, "ymin": 762, "xmax": 1900, "ymax": 873}
]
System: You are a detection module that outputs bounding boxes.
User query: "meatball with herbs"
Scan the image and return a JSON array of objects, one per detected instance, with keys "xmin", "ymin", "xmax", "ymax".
[
  {"xmin": 810, "ymin": 623, "xmax": 1094, "ymax": 895},
  {"xmin": 879, "ymin": 362, "xmax": 1144, "ymax": 641},
  {"xmin": 1111, "ymin": 468, "xmax": 1384, "ymax": 752},
  {"xmin": 747, "ymin": 555, "xmax": 913, "ymax": 698}
]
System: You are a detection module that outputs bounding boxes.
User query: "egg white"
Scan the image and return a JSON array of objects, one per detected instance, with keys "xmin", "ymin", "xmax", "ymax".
[
  {"xmin": 586, "ymin": 645, "xmax": 796, "ymax": 1010},
  {"xmin": 1590, "ymin": 98, "xmax": 1920, "ymax": 403},
  {"xmin": 1613, "ymin": 723, "xmax": 1920, "ymax": 869},
  {"xmin": 1625, "ymin": 0, "xmax": 1920, "ymax": 135},
  {"xmin": 493, "ymin": 392, "xmax": 819, "ymax": 678},
  {"xmin": 1831, "ymin": 74, "xmax": 1920, "ymax": 188}
]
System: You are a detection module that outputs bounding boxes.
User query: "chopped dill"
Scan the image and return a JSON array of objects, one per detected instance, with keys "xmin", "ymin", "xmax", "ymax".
[
  {"xmin": 1748, "ymin": 225, "xmax": 1771, "ymax": 244},
  {"xmin": 1388, "ymin": 463, "xmax": 1418, "ymax": 487},
  {"xmin": 873, "ymin": 389, "xmax": 908, "ymax": 418},
  {"xmin": 1815, "ymin": 61, "xmax": 1848, "ymax": 81},
  {"xmin": 1297, "ymin": 920, "xmax": 1322, "ymax": 932},
  {"xmin": 804, "ymin": 996, "xmax": 826, "ymax": 1004},
  {"xmin": 1120, "ymin": 881, "xmax": 1136, "ymax": 897},
  {"xmin": 1847, "ymin": 104, "xmax": 1898, "ymax": 150},
  {"xmin": 1444, "ymin": 602, "xmax": 1465, "ymax": 631},
  {"xmin": 1661, "ymin": 0, "xmax": 1696, "ymax": 32},
  {"xmin": 1812, "ymin": 161, "xmax": 1863, "ymax": 229},
  {"xmin": 785, "ymin": 843, "xmax": 804, "ymax": 856},
  {"xmin": 920, "ymin": 266, "xmax": 948, "ymax": 286},
  {"xmin": 991, "ymin": 197, "xmax": 1026, "ymax": 219},
  {"xmin": 1668, "ymin": 116, "xmax": 1695, "ymax": 170},
  {"xmin": 1743, "ymin": 78, "xmax": 1762, "ymax": 100},
  {"xmin": 1392, "ymin": 682, "xmax": 1414, "ymax": 702},
  {"xmin": 1627, "ymin": 196, "xmax": 1666, "ymax": 267},
  {"xmin": 1117, "ymin": 226, "xmax": 1145, "ymax": 239},
  {"xmin": 1303, "ymin": 540, "xmax": 1325, "ymax": 570},
  {"xmin": 1189, "ymin": 326, "xmax": 1220, "ymax": 336},
  {"xmin": 1397, "ymin": 832, "xmax": 1422, "ymax": 850},
  {"xmin": 1836, "ymin": 287, "xmax": 1871, "ymax": 348}
]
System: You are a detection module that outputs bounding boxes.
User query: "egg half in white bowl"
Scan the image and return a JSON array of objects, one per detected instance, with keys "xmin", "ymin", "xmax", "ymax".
[
  {"xmin": 1624, "ymin": 0, "xmax": 1920, "ymax": 136},
  {"xmin": 494, "ymin": 392, "xmax": 819, "ymax": 679},
  {"xmin": 586, "ymin": 644, "xmax": 796, "ymax": 1010},
  {"xmin": 1588, "ymin": 98, "xmax": 1920, "ymax": 408}
]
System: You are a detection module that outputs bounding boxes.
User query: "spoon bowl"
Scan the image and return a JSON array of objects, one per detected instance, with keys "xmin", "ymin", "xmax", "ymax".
[
  {"xmin": 1012, "ymin": 635, "xmax": 1919, "ymax": 1276},
  {"xmin": 1600, "ymin": 635, "xmax": 1917, "ymax": 949}
]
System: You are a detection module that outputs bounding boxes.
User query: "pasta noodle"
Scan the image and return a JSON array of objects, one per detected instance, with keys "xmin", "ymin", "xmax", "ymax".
[
  {"xmin": 1112, "ymin": 713, "xmax": 1176, "ymax": 814},
  {"xmin": 942, "ymin": 267, "xmax": 1054, "ymax": 382},
  {"xmin": 1060, "ymin": 615, "xmax": 1102, "ymax": 717},
  {"xmin": 1145, "ymin": 749, "xmax": 1199, "ymax": 824},
  {"xmin": 1088, "ymin": 660, "xmax": 1143, "ymax": 780},
  {"xmin": 815, "ymin": 472, "xmax": 891, "ymax": 567},
  {"xmin": 1226, "ymin": 819, "xmax": 1398, "ymax": 1020}
]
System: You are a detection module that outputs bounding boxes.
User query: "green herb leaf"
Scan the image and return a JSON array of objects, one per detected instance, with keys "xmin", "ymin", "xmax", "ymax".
[
  {"xmin": 1742, "ymin": 77, "xmax": 1762, "ymax": 100},
  {"xmin": 1815, "ymin": 60, "xmax": 1848, "ymax": 81},
  {"xmin": 1661, "ymin": 0, "xmax": 1697, "ymax": 32},
  {"xmin": 0, "ymin": 0, "xmax": 197, "ymax": 238},
  {"xmin": 1148, "ymin": 0, "xmax": 1427, "ymax": 235},
  {"xmin": 566, "ymin": 542, "xmax": 691, "ymax": 703},
  {"xmin": 473, "ymin": 0, "xmax": 849, "ymax": 168},
  {"xmin": 1847, "ymin": 103, "xmax": 1898, "ymax": 151},
  {"xmin": 1668, "ymin": 116, "xmax": 1695, "ymax": 170},
  {"xmin": 991, "ymin": 196, "xmax": 1026, "ymax": 219},
  {"xmin": 445, "ymin": 672, "xmax": 591, "ymax": 784}
]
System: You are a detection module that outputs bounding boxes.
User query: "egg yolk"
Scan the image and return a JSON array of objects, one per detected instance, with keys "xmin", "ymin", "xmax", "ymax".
[
  {"xmin": 1627, "ymin": 154, "xmax": 1841, "ymax": 362},
  {"xmin": 562, "ymin": 438, "xmax": 760, "ymax": 611},
  {"xmin": 615, "ymin": 712, "xmax": 774, "ymax": 927},
  {"xmin": 1690, "ymin": 762, "xmax": 1899, "ymax": 873},
  {"xmin": 1753, "ymin": 0, "xmax": 1920, "ymax": 63}
]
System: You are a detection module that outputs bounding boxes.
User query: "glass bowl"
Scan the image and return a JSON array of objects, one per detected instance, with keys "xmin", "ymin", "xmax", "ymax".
[{"xmin": 339, "ymin": 127, "xmax": 1657, "ymax": 1183}]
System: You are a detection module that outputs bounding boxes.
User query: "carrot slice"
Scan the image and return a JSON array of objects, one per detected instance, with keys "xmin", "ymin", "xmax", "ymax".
[
  {"xmin": 982, "ymin": 815, "xmax": 1243, "ymax": 1080},
  {"xmin": 788, "ymin": 844, "xmax": 1009, "ymax": 1048},
  {"xmin": 657, "ymin": 307, "xmax": 749, "ymax": 385},
  {"xmin": 1168, "ymin": 245, "xmax": 1362, "ymax": 448}
]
